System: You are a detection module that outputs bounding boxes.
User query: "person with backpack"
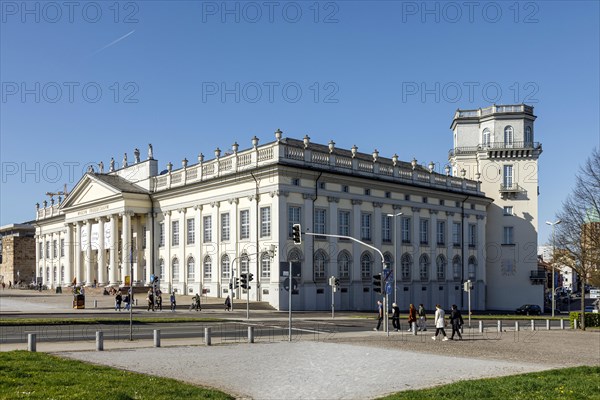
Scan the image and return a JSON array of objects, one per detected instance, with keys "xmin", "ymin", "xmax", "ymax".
[{"xmin": 224, "ymin": 295, "xmax": 232, "ymax": 311}]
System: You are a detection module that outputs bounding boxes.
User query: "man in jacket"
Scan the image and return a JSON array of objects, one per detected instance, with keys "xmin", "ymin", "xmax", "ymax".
[{"xmin": 449, "ymin": 304, "xmax": 464, "ymax": 340}]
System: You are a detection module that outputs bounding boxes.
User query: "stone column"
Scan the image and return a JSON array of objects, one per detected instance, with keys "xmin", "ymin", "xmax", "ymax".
[
  {"xmin": 75, "ymin": 222, "xmax": 83, "ymax": 285},
  {"xmin": 121, "ymin": 211, "xmax": 132, "ymax": 285},
  {"xmin": 133, "ymin": 215, "xmax": 142, "ymax": 285},
  {"xmin": 109, "ymin": 215, "xmax": 118, "ymax": 285},
  {"xmin": 64, "ymin": 224, "xmax": 73, "ymax": 285},
  {"xmin": 35, "ymin": 235, "xmax": 40, "ymax": 282},
  {"xmin": 85, "ymin": 220, "xmax": 93, "ymax": 286},
  {"xmin": 97, "ymin": 217, "xmax": 106, "ymax": 286},
  {"xmin": 145, "ymin": 213, "xmax": 153, "ymax": 284}
]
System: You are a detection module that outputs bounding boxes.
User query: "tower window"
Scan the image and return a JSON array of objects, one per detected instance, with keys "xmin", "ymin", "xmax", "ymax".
[
  {"xmin": 525, "ymin": 126, "xmax": 533, "ymax": 146},
  {"xmin": 504, "ymin": 126, "xmax": 514, "ymax": 147},
  {"xmin": 482, "ymin": 128, "xmax": 491, "ymax": 147}
]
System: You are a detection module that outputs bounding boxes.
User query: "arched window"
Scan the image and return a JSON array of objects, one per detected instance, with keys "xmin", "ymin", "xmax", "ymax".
[
  {"xmin": 482, "ymin": 128, "xmax": 491, "ymax": 147},
  {"xmin": 203, "ymin": 255, "xmax": 212, "ymax": 280},
  {"xmin": 419, "ymin": 254, "xmax": 430, "ymax": 281},
  {"xmin": 504, "ymin": 126, "xmax": 514, "ymax": 147},
  {"xmin": 159, "ymin": 258, "xmax": 165, "ymax": 280},
  {"xmin": 337, "ymin": 251, "xmax": 351, "ymax": 280},
  {"xmin": 60, "ymin": 266, "xmax": 65, "ymax": 282},
  {"xmin": 384, "ymin": 252, "xmax": 393, "ymax": 270},
  {"xmin": 240, "ymin": 253, "xmax": 249, "ymax": 274},
  {"xmin": 53, "ymin": 266, "xmax": 57, "ymax": 282},
  {"xmin": 525, "ymin": 126, "xmax": 533, "ymax": 146},
  {"xmin": 361, "ymin": 252, "xmax": 373, "ymax": 279},
  {"xmin": 261, "ymin": 252, "xmax": 271, "ymax": 278},
  {"xmin": 314, "ymin": 250, "xmax": 327, "ymax": 280},
  {"xmin": 452, "ymin": 255, "xmax": 461, "ymax": 281},
  {"xmin": 187, "ymin": 257, "xmax": 195, "ymax": 281},
  {"xmin": 46, "ymin": 267, "xmax": 50, "ymax": 281},
  {"xmin": 401, "ymin": 253, "xmax": 412, "ymax": 281},
  {"xmin": 172, "ymin": 257, "xmax": 180, "ymax": 281},
  {"xmin": 221, "ymin": 254, "xmax": 230, "ymax": 279},
  {"xmin": 436, "ymin": 255, "xmax": 447, "ymax": 281},
  {"xmin": 468, "ymin": 256, "xmax": 477, "ymax": 280}
]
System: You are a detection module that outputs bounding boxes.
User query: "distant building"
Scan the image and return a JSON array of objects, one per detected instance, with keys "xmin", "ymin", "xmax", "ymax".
[{"xmin": 0, "ymin": 224, "xmax": 36, "ymax": 286}]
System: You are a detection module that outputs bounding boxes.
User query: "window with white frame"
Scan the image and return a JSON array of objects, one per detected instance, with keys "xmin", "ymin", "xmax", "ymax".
[
  {"xmin": 172, "ymin": 257, "xmax": 179, "ymax": 281},
  {"xmin": 503, "ymin": 206, "xmax": 513, "ymax": 216},
  {"xmin": 503, "ymin": 165, "xmax": 513, "ymax": 189},
  {"xmin": 53, "ymin": 239, "xmax": 58, "ymax": 258},
  {"xmin": 221, "ymin": 254, "xmax": 230, "ymax": 279},
  {"xmin": 240, "ymin": 210, "xmax": 250, "ymax": 239},
  {"xmin": 60, "ymin": 266, "xmax": 64, "ymax": 282},
  {"xmin": 468, "ymin": 256, "xmax": 477, "ymax": 280},
  {"xmin": 53, "ymin": 266, "xmax": 57, "ymax": 282},
  {"xmin": 60, "ymin": 238, "xmax": 65, "ymax": 257},
  {"xmin": 468, "ymin": 224, "xmax": 477, "ymax": 247},
  {"xmin": 401, "ymin": 253, "xmax": 412, "ymax": 280},
  {"xmin": 187, "ymin": 257, "xmax": 195, "ymax": 281},
  {"xmin": 338, "ymin": 210, "xmax": 350, "ymax": 236},
  {"xmin": 482, "ymin": 128, "xmax": 491, "ymax": 147},
  {"xmin": 38, "ymin": 242, "xmax": 43, "ymax": 259},
  {"xmin": 338, "ymin": 251, "xmax": 351, "ymax": 279},
  {"xmin": 525, "ymin": 126, "xmax": 533, "ymax": 146},
  {"xmin": 314, "ymin": 209, "xmax": 326, "ymax": 235},
  {"xmin": 203, "ymin": 216, "xmax": 212, "ymax": 242},
  {"xmin": 159, "ymin": 223, "xmax": 165, "ymax": 247},
  {"xmin": 384, "ymin": 253, "xmax": 393, "ymax": 270},
  {"xmin": 401, "ymin": 217, "xmax": 411, "ymax": 243},
  {"xmin": 159, "ymin": 258, "xmax": 165, "ymax": 280},
  {"xmin": 314, "ymin": 251, "xmax": 327, "ymax": 280},
  {"xmin": 187, "ymin": 218, "xmax": 195, "ymax": 245},
  {"xmin": 261, "ymin": 253, "xmax": 271, "ymax": 278},
  {"xmin": 240, "ymin": 254, "xmax": 249, "ymax": 274},
  {"xmin": 361, "ymin": 213, "xmax": 372, "ymax": 241},
  {"xmin": 360, "ymin": 252, "xmax": 372, "ymax": 279},
  {"xmin": 436, "ymin": 255, "xmax": 446, "ymax": 281},
  {"xmin": 172, "ymin": 221, "xmax": 179, "ymax": 246},
  {"xmin": 221, "ymin": 213, "xmax": 230, "ymax": 241},
  {"xmin": 203, "ymin": 255, "xmax": 212, "ymax": 280},
  {"xmin": 503, "ymin": 226, "xmax": 514, "ymax": 244},
  {"xmin": 382, "ymin": 215, "xmax": 392, "ymax": 242},
  {"xmin": 452, "ymin": 255, "xmax": 461, "ymax": 280},
  {"xmin": 260, "ymin": 206, "xmax": 271, "ymax": 238},
  {"xmin": 419, "ymin": 254, "xmax": 430, "ymax": 281},
  {"xmin": 419, "ymin": 219, "xmax": 429, "ymax": 244},
  {"xmin": 45, "ymin": 241, "xmax": 50, "ymax": 258},
  {"xmin": 142, "ymin": 226, "xmax": 146, "ymax": 249},
  {"xmin": 46, "ymin": 267, "xmax": 50, "ymax": 281},
  {"xmin": 437, "ymin": 220, "xmax": 446, "ymax": 245},
  {"xmin": 288, "ymin": 206, "xmax": 301, "ymax": 238},
  {"xmin": 504, "ymin": 125, "xmax": 514, "ymax": 146},
  {"xmin": 452, "ymin": 222, "xmax": 461, "ymax": 246}
]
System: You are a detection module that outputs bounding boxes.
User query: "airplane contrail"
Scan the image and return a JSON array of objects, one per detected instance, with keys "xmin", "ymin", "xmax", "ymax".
[{"xmin": 92, "ymin": 30, "xmax": 135, "ymax": 55}]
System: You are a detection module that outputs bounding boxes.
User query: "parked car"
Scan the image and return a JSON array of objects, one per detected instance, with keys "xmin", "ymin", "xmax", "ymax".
[
  {"xmin": 515, "ymin": 304, "xmax": 542, "ymax": 316},
  {"xmin": 584, "ymin": 306, "xmax": 598, "ymax": 313}
]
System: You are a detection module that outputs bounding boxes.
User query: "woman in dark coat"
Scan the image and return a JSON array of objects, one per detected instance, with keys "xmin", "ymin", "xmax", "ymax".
[{"xmin": 449, "ymin": 304, "xmax": 464, "ymax": 340}]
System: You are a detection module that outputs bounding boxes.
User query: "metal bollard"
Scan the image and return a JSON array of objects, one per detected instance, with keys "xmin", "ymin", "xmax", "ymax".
[
  {"xmin": 205, "ymin": 327, "xmax": 211, "ymax": 346},
  {"xmin": 28, "ymin": 333, "xmax": 36, "ymax": 352},
  {"xmin": 94, "ymin": 300, "xmax": 98, "ymax": 308},
  {"xmin": 497, "ymin": 320, "xmax": 502, "ymax": 333},
  {"xmin": 96, "ymin": 331, "xmax": 103, "ymax": 351},
  {"xmin": 478, "ymin": 320, "xmax": 483, "ymax": 333},
  {"xmin": 546, "ymin": 319, "xmax": 550, "ymax": 330},
  {"xmin": 154, "ymin": 330, "xmax": 161, "ymax": 347},
  {"xmin": 531, "ymin": 320, "xmax": 535, "ymax": 331},
  {"xmin": 560, "ymin": 319, "xmax": 565, "ymax": 330},
  {"xmin": 248, "ymin": 326, "xmax": 254, "ymax": 343},
  {"xmin": 412, "ymin": 322, "xmax": 417, "ymax": 336},
  {"xmin": 515, "ymin": 321, "xmax": 519, "ymax": 332},
  {"xmin": 574, "ymin": 319, "xmax": 579, "ymax": 329}
]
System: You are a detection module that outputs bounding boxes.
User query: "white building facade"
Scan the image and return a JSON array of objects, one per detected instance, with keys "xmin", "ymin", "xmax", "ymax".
[{"xmin": 33, "ymin": 105, "xmax": 542, "ymax": 311}]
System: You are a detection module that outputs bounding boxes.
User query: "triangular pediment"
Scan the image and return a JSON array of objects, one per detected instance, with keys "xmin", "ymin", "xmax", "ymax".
[{"xmin": 60, "ymin": 173, "xmax": 125, "ymax": 209}]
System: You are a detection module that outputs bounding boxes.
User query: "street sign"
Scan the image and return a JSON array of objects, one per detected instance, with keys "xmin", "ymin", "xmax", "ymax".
[
  {"xmin": 385, "ymin": 282, "xmax": 392, "ymax": 295},
  {"xmin": 283, "ymin": 278, "xmax": 298, "ymax": 292},
  {"xmin": 590, "ymin": 289, "xmax": 600, "ymax": 299}
]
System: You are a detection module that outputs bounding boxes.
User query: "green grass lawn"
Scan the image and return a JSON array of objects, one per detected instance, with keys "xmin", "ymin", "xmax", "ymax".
[
  {"xmin": 379, "ymin": 366, "xmax": 600, "ymax": 400},
  {"xmin": 0, "ymin": 351, "xmax": 233, "ymax": 399}
]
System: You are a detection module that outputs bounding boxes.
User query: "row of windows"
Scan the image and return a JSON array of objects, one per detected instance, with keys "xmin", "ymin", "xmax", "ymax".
[
  {"xmin": 40, "ymin": 240, "xmax": 65, "ymax": 259},
  {"xmin": 157, "ymin": 253, "xmax": 271, "ymax": 281},
  {"xmin": 482, "ymin": 126, "xmax": 533, "ymax": 146}
]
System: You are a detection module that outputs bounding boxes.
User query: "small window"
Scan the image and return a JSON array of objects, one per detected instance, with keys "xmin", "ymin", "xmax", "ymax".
[
  {"xmin": 455, "ymin": 201, "xmax": 460, "ymax": 208},
  {"xmin": 385, "ymin": 191, "xmax": 391, "ymax": 199},
  {"xmin": 405, "ymin": 194, "xmax": 410, "ymax": 201},
  {"xmin": 342, "ymin": 185, "xmax": 349, "ymax": 193},
  {"xmin": 292, "ymin": 178, "xmax": 300, "ymax": 186},
  {"xmin": 422, "ymin": 197, "xmax": 428, "ymax": 204},
  {"xmin": 503, "ymin": 206, "xmax": 513, "ymax": 216},
  {"xmin": 364, "ymin": 188, "xmax": 371, "ymax": 196},
  {"xmin": 470, "ymin": 203, "xmax": 475, "ymax": 210},
  {"xmin": 319, "ymin": 182, "xmax": 326, "ymax": 189},
  {"xmin": 439, "ymin": 199, "xmax": 445, "ymax": 206}
]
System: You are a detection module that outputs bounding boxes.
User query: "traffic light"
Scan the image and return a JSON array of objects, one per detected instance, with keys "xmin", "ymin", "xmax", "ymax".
[
  {"xmin": 240, "ymin": 273, "xmax": 248, "ymax": 289},
  {"xmin": 292, "ymin": 224, "xmax": 301, "ymax": 244},
  {"xmin": 248, "ymin": 273, "xmax": 254, "ymax": 282},
  {"xmin": 373, "ymin": 273, "xmax": 382, "ymax": 293},
  {"xmin": 334, "ymin": 278, "xmax": 340, "ymax": 287},
  {"xmin": 234, "ymin": 277, "xmax": 240, "ymax": 289}
]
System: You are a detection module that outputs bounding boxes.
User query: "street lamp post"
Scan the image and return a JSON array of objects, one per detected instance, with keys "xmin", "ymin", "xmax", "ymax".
[
  {"xmin": 387, "ymin": 212, "xmax": 403, "ymax": 305},
  {"xmin": 546, "ymin": 219, "xmax": 561, "ymax": 318}
]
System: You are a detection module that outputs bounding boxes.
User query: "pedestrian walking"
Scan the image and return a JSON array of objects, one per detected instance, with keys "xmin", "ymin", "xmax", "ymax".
[
  {"xmin": 170, "ymin": 292, "xmax": 176, "ymax": 311},
  {"xmin": 373, "ymin": 300, "xmax": 383, "ymax": 331},
  {"xmin": 115, "ymin": 291, "xmax": 122, "ymax": 311},
  {"xmin": 123, "ymin": 293, "xmax": 131, "ymax": 311},
  {"xmin": 391, "ymin": 302, "xmax": 401, "ymax": 331},
  {"xmin": 407, "ymin": 304, "xmax": 417, "ymax": 333},
  {"xmin": 146, "ymin": 289, "xmax": 155, "ymax": 311},
  {"xmin": 449, "ymin": 304, "xmax": 464, "ymax": 340},
  {"xmin": 224, "ymin": 295, "xmax": 231, "ymax": 311},
  {"xmin": 8, "ymin": 281, "xmax": 12, "ymax": 289},
  {"xmin": 432, "ymin": 304, "xmax": 449, "ymax": 341},
  {"xmin": 417, "ymin": 304, "xmax": 427, "ymax": 331},
  {"xmin": 157, "ymin": 294, "xmax": 163, "ymax": 311}
]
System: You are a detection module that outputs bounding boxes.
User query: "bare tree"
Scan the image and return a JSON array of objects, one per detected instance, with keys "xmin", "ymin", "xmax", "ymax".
[{"xmin": 553, "ymin": 148, "xmax": 600, "ymax": 330}]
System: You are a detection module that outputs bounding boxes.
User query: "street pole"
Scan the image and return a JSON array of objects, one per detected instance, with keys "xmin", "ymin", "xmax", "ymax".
[
  {"xmin": 468, "ymin": 280, "xmax": 471, "ymax": 328},
  {"xmin": 387, "ymin": 212, "xmax": 402, "ymax": 306},
  {"xmin": 331, "ymin": 278, "xmax": 335, "ymax": 319},
  {"xmin": 288, "ymin": 261, "xmax": 292, "ymax": 342},
  {"xmin": 546, "ymin": 220, "xmax": 561, "ymax": 318},
  {"xmin": 129, "ymin": 244, "xmax": 133, "ymax": 341}
]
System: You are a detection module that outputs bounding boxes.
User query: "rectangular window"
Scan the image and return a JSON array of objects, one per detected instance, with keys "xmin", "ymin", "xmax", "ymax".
[
  {"xmin": 260, "ymin": 207, "xmax": 271, "ymax": 238},
  {"xmin": 187, "ymin": 218, "xmax": 195, "ymax": 245},
  {"xmin": 342, "ymin": 185, "xmax": 349, "ymax": 193},
  {"xmin": 361, "ymin": 213, "xmax": 372, "ymax": 241},
  {"xmin": 419, "ymin": 219, "xmax": 429, "ymax": 244},
  {"xmin": 503, "ymin": 206, "xmax": 513, "ymax": 216},
  {"xmin": 292, "ymin": 178, "xmax": 300, "ymax": 186},
  {"xmin": 422, "ymin": 197, "xmax": 428, "ymax": 204},
  {"xmin": 53, "ymin": 240, "xmax": 58, "ymax": 258},
  {"xmin": 503, "ymin": 165, "xmax": 513, "ymax": 189},
  {"xmin": 314, "ymin": 209, "xmax": 326, "ymax": 235},
  {"xmin": 319, "ymin": 182, "xmax": 326, "ymax": 189},
  {"xmin": 382, "ymin": 215, "xmax": 392, "ymax": 242},
  {"xmin": 221, "ymin": 213, "xmax": 230, "ymax": 241},
  {"xmin": 436, "ymin": 221, "xmax": 446, "ymax": 245},
  {"xmin": 401, "ymin": 217, "xmax": 411, "ymax": 243},
  {"xmin": 439, "ymin": 199, "xmax": 445, "ymax": 206},
  {"xmin": 60, "ymin": 239, "xmax": 65, "ymax": 257},
  {"xmin": 240, "ymin": 210, "xmax": 250, "ymax": 239},
  {"xmin": 159, "ymin": 223, "xmax": 165, "ymax": 247},
  {"xmin": 364, "ymin": 188, "xmax": 371, "ymax": 196},
  {"xmin": 452, "ymin": 222, "xmax": 461, "ymax": 246},
  {"xmin": 203, "ymin": 216, "xmax": 212, "ymax": 242},
  {"xmin": 503, "ymin": 226, "xmax": 514, "ymax": 245},
  {"xmin": 39, "ymin": 242, "xmax": 43, "ymax": 259},
  {"xmin": 405, "ymin": 194, "xmax": 410, "ymax": 201},
  {"xmin": 171, "ymin": 221, "xmax": 179, "ymax": 246},
  {"xmin": 46, "ymin": 241, "xmax": 50, "ymax": 259},
  {"xmin": 339, "ymin": 210, "xmax": 351, "ymax": 236},
  {"xmin": 385, "ymin": 191, "xmax": 391, "ymax": 199},
  {"xmin": 469, "ymin": 224, "xmax": 477, "ymax": 247},
  {"xmin": 142, "ymin": 226, "xmax": 146, "ymax": 249},
  {"xmin": 288, "ymin": 206, "xmax": 301, "ymax": 238}
]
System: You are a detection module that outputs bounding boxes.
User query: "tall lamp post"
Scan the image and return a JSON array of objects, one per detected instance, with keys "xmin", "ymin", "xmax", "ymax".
[
  {"xmin": 387, "ymin": 212, "xmax": 403, "ymax": 305},
  {"xmin": 546, "ymin": 219, "xmax": 561, "ymax": 317}
]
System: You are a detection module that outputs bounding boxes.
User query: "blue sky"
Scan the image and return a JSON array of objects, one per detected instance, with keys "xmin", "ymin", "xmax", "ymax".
[{"xmin": 1, "ymin": 0, "xmax": 599, "ymax": 246}]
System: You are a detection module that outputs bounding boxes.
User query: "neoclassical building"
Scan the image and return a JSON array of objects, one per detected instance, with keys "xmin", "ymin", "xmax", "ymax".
[{"xmin": 33, "ymin": 104, "xmax": 542, "ymax": 311}]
